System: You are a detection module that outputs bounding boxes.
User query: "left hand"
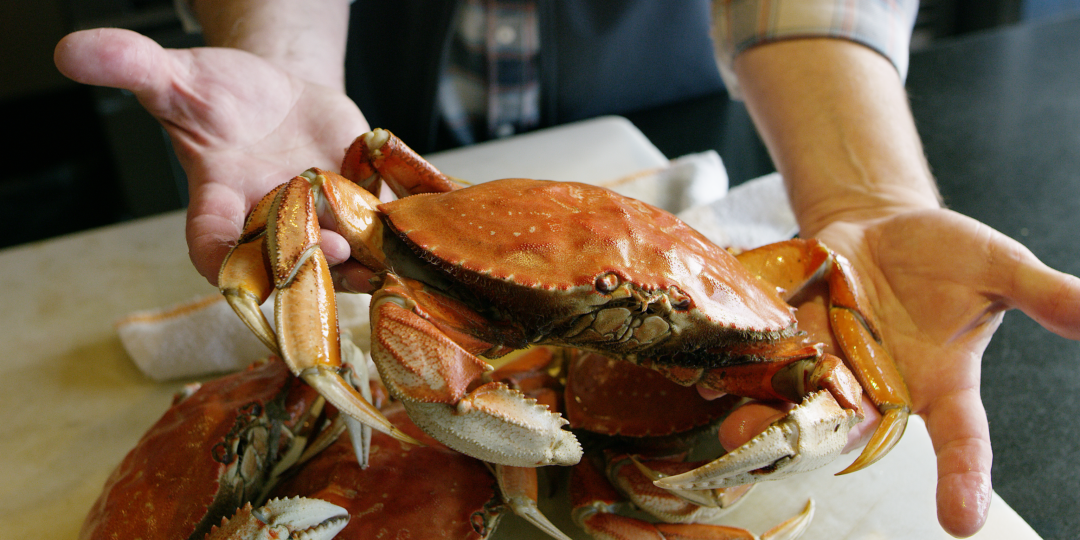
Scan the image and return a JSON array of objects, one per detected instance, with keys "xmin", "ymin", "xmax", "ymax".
[{"xmin": 718, "ymin": 207, "xmax": 1080, "ymax": 536}]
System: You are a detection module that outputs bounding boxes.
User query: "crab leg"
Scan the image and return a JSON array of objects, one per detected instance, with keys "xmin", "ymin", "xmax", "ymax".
[
  {"xmin": 369, "ymin": 274, "xmax": 583, "ymax": 467},
  {"xmin": 572, "ymin": 456, "xmax": 814, "ymax": 540},
  {"xmin": 341, "ymin": 128, "xmax": 463, "ymax": 198},
  {"xmin": 219, "ymin": 172, "xmax": 417, "ymax": 451},
  {"xmin": 736, "ymin": 238, "xmax": 911, "ymax": 474},
  {"xmin": 219, "ymin": 185, "xmax": 284, "ymax": 353},
  {"xmin": 494, "ymin": 465, "xmax": 574, "ymax": 540}
]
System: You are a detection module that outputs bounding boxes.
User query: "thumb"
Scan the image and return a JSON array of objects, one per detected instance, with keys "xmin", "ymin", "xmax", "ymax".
[
  {"xmin": 1006, "ymin": 257, "xmax": 1080, "ymax": 340},
  {"xmin": 54, "ymin": 28, "xmax": 176, "ymax": 113}
]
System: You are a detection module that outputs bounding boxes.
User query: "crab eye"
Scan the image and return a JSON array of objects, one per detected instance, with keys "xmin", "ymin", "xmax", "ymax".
[
  {"xmin": 594, "ymin": 272, "xmax": 620, "ymax": 293},
  {"xmin": 669, "ymin": 286, "xmax": 691, "ymax": 310}
]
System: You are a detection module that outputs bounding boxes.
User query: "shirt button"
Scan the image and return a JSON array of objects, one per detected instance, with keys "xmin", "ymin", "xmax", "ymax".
[
  {"xmin": 495, "ymin": 123, "xmax": 515, "ymax": 138},
  {"xmin": 495, "ymin": 25, "xmax": 517, "ymax": 46}
]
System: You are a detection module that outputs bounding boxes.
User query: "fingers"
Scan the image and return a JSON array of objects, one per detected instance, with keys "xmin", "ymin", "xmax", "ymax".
[
  {"xmin": 927, "ymin": 212, "xmax": 1080, "ymax": 340},
  {"xmin": 187, "ymin": 217, "xmax": 242, "ymax": 287},
  {"xmin": 1006, "ymin": 256, "xmax": 1080, "ymax": 340},
  {"xmin": 923, "ymin": 387, "xmax": 993, "ymax": 538},
  {"xmin": 717, "ymin": 402, "xmax": 789, "ymax": 452}
]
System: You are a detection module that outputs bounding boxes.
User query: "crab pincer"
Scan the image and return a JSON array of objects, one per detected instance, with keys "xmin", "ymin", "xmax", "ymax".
[
  {"xmin": 204, "ymin": 498, "xmax": 349, "ymax": 540},
  {"xmin": 219, "ymin": 169, "xmax": 421, "ymax": 464},
  {"xmin": 653, "ymin": 239, "xmax": 911, "ymax": 490}
]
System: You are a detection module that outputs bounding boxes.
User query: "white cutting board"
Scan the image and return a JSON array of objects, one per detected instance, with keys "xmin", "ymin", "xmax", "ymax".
[{"xmin": 423, "ymin": 116, "xmax": 1040, "ymax": 540}]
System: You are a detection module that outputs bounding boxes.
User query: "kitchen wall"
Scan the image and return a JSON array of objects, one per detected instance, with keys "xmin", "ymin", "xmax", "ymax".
[{"xmin": 0, "ymin": 0, "xmax": 194, "ymax": 249}]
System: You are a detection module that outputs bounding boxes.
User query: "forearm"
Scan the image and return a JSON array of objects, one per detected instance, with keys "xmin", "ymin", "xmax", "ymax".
[
  {"xmin": 189, "ymin": 0, "xmax": 351, "ymax": 90},
  {"xmin": 734, "ymin": 39, "xmax": 941, "ymax": 237}
]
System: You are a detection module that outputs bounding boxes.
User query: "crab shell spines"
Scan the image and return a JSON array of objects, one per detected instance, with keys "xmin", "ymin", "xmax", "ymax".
[{"xmin": 380, "ymin": 179, "xmax": 796, "ymax": 357}]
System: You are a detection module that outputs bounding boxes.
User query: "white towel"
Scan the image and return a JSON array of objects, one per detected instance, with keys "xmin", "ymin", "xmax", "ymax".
[{"xmin": 116, "ymin": 292, "xmax": 373, "ymax": 381}]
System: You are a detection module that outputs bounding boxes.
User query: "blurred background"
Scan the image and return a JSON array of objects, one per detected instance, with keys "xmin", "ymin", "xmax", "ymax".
[{"xmin": 3, "ymin": 0, "xmax": 1079, "ymax": 249}]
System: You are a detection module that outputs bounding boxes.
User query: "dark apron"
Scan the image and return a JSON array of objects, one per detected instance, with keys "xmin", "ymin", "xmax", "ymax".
[{"xmin": 345, "ymin": 0, "xmax": 725, "ymax": 153}]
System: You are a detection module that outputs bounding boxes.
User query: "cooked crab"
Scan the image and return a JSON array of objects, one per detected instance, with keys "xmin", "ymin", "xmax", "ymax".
[
  {"xmin": 79, "ymin": 357, "xmax": 339, "ymax": 540},
  {"xmin": 218, "ymin": 128, "xmax": 911, "ymax": 491},
  {"xmin": 82, "ymin": 350, "xmax": 570, "ymax": 540}
]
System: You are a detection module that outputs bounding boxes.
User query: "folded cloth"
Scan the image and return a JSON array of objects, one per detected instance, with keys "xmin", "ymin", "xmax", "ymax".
[
  {"xmin": 116, "ymin": 292, "xmax": 373, "ymax": 381},
  {"xmin": 116, "ymin": 152, "xmax": 796, "ymax": 381},
  {"xmin": 602, "ymin": 151, "xmax": 729, "ymax": 214},
  {"xmin": 678, "ymin": 172, "xmax": 797, "ymax": 250}
]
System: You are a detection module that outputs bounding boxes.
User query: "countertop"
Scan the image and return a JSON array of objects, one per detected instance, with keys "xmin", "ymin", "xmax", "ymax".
[{"xmin": 0, "ymin": 115, "xmax": 1044, "ymax": 540}]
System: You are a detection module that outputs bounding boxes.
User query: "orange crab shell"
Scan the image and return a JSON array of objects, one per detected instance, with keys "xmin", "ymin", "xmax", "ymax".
[
  {"xmin": 270, "ymin": 403, "xmax": 501, "ymax": 540},
  {"xmin": 80, "ymin": 358, "xmax": 321, "ymax": 540},
  {"xmin": 380, "ymin": 179, "xmax": 796, "ymax": 346}
]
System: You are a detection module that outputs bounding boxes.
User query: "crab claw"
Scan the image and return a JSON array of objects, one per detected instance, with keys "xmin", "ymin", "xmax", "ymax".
[
  {"xmin": 495, "ymin": 465, "xmax": 574, "ymax": 540},
  {"xmin": 399, "ymin": 381, "xmax": 583, "ymax": 467},
  {"xmin": 654, "ymin": 391, "xmax": 859, "ymax": 490},
  {"xmin": 370, "ymin": 279, "xmax": 583, "ymax": 467},
  {"xmin": 719, "ymin": 238, "xmax": 912, "ymax": 481},
  {"xmin": 219, "ymin": 173, "xmax": 419, "ymax": 451},
  {"xmin": 205, "ymin": 497, "xmax": 349, "ymax": 540},
  {"xmin": 625, "ymin": 456, "xmax": 755, "ymax": 512},
  {"xmin": 573, "ymin": 454, "xmax": 814, "ymax": 540}
]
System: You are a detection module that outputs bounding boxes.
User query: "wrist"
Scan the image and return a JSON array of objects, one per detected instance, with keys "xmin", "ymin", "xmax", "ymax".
[
  {"xmin": 189, "ymin": 0, "xmax": 351, "ymax": 90},
  {"xmin": 733, "ymin": 38, "xmax": 941, "ymax": 237},
  {"xmin": 791, "ymin": 179, "xmax": 941, "ymax": 238}
]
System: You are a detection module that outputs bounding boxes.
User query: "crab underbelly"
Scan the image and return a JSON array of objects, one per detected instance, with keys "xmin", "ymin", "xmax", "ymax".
[
  {"xmin": 551, "ymin": 306, "xmax": 799, "ymax": 368},
  {"xmin": 456, "ymin": 277, "xmax": 796, "ymax": 368}
]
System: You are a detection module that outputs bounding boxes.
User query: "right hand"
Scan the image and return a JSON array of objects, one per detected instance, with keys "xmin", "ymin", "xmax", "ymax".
[{"xmin": 54, "ymin": 28, "xmax": 370, "ymax": 285}]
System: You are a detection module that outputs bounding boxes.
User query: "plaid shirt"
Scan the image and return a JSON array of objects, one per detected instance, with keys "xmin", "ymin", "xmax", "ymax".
[
  {"xmin": 437, "ymin": 0, "xmax": 919, "ymax": 144},
  {"xmin": 438, "ymin": 0, "xmax": 542, "ymax": 145}
]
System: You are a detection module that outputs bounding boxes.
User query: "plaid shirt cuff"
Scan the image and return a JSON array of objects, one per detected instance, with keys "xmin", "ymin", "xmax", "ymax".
[{"xmin": 712, "ymin": 0, "xmax": 920, "ymax": 98}]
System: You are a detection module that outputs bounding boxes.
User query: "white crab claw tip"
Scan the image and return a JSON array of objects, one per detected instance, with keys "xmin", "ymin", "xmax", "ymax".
[
  {"xmin": 363, "ymin": 128, "xmax": 390, "ymax": 151},
  {"xmin": 258, "ymin": 497, "xmax": 350, "ymax": 540},
  {"xmin": 655, "ymin": 391, "xmax": 857, "ymax": 490},
  {"xmin": 762, "ymin": 499, "xmax": 815, "ymax": 540},
  {"xmin": 300, "ymin": 367, "xmax": 421, "ymax": 447},
  {"xmin": 513, "ymin": 504, "xmax": 574, "ymax": 540}
]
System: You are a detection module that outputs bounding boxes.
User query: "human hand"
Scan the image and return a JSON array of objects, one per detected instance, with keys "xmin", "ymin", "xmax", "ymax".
[
  {"xmin": 54, "ymin": 28, "xmax": 370, "ymax": 285},
  {"xmin": 719, "ymin": 208, "xmax": 1080, "ymax": 537}
]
